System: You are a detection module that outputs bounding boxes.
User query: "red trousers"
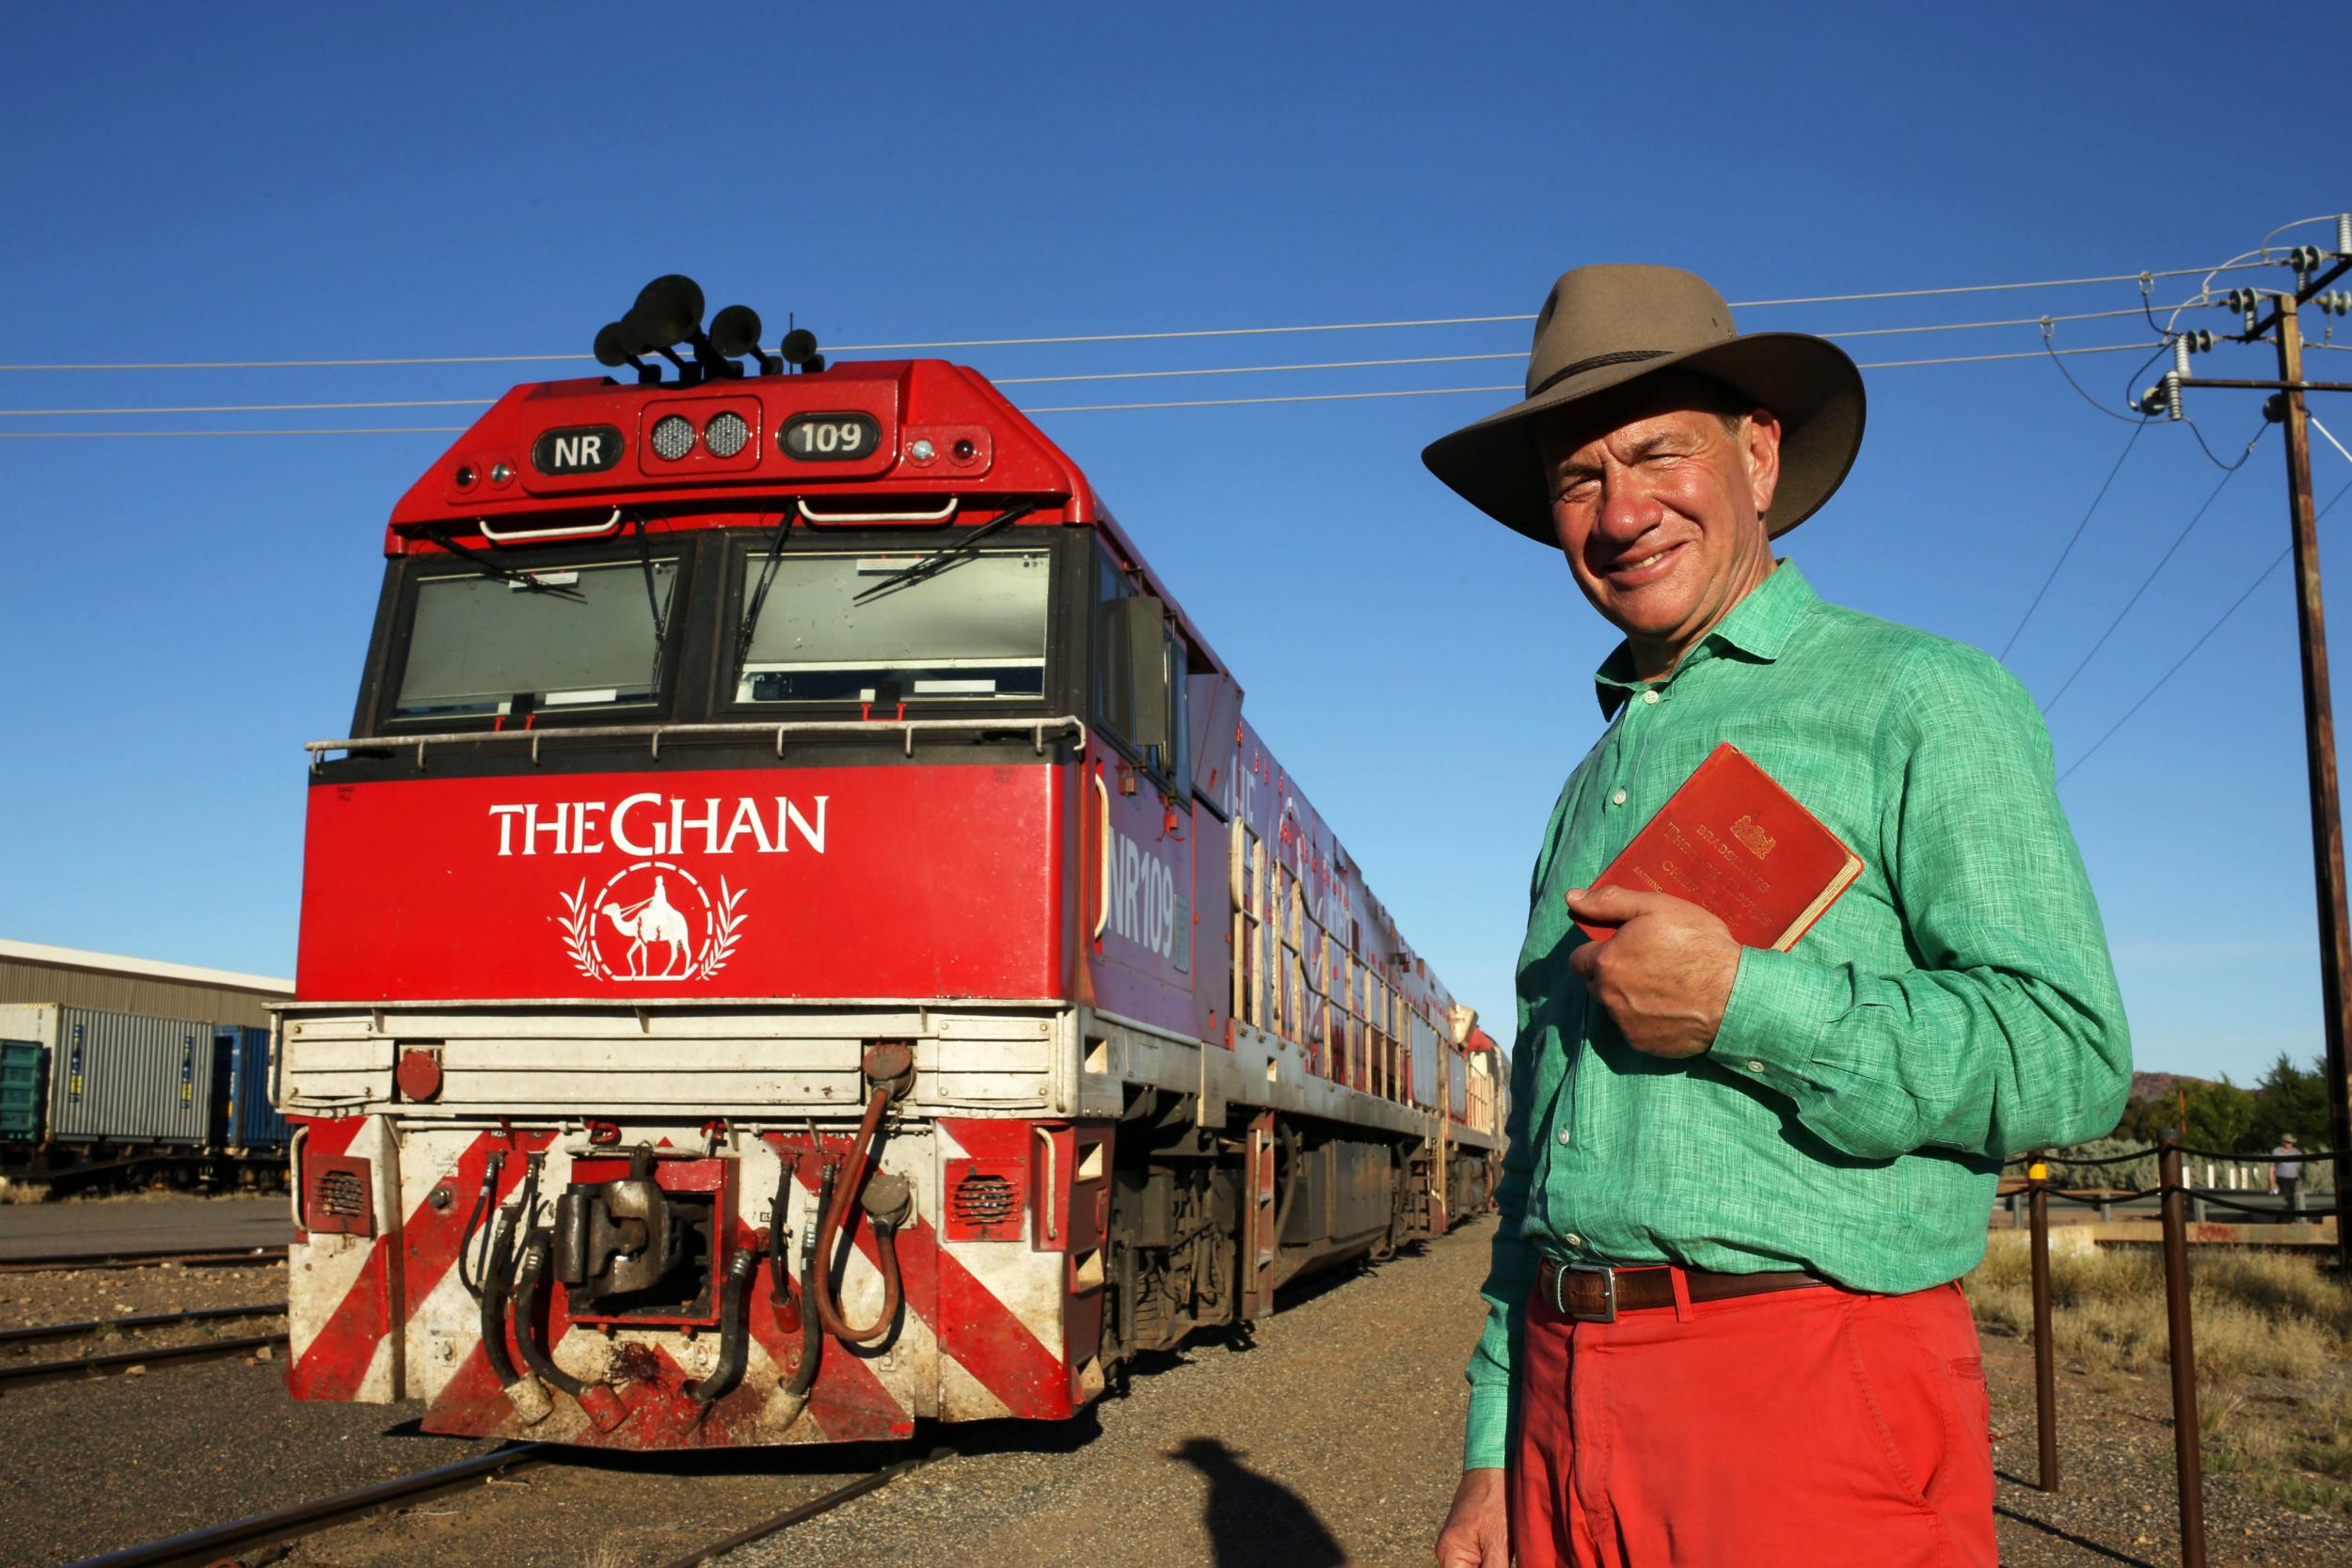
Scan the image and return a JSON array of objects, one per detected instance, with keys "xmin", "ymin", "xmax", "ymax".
[{"xmin": 1508, "ymin": 1275, "xmax": 1996, "ymax": 1568}]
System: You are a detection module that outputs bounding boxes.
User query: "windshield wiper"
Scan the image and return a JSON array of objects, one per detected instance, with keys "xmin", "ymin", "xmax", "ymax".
[
  {"xmin": 851, "ymin": 499, "xmax": 1044, "ymax": 605},
  {"xmin": 734, "ymin": 506, "xmax": 799, "ymax": 672},
  {"xmin": 420, "ymin": 527, "xmax": 587, "ymax": 602}
]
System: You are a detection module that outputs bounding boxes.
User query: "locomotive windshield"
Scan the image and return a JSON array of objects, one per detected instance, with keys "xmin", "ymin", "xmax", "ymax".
[
  {"xmin": 391, "ymin": 559, "xmax": 676, "ymax": 721},
  {"xmin": 735, "ymin": 546, "xmax": 1048, "ymax": 705}
]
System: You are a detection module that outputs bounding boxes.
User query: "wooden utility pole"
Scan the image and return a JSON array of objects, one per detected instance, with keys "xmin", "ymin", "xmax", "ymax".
[
  {"xmin": 2170, "ymin": 233, "xmax": 2352, "ymax": 1275},
  {"xmin": 2275, "ymin": 304, "xmax": 2352, "ymax": 1271}
]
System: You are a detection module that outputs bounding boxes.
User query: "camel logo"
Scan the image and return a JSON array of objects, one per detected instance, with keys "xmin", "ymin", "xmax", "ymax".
[{"xmin": 554, "ymin": 861, "xmax": 747, "ymax": 983}]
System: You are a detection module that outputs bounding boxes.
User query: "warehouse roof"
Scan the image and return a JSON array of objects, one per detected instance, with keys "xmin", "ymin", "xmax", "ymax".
[{"xmin": 0, "ymin": 938, "xmax": 291, "ymax": 997}]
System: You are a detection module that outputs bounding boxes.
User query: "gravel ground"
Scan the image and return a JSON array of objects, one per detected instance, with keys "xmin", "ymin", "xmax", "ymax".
[
  {"xmin": 0, "ymin": 1258, "xmax": 285, "ymax": 1340},
  {"xmin": 1982, "ymin": 1327, "xmax": 2352, "ymax": 1568},
  {"xmin": 727, "ymin": 1219, "xmax": 1497, "ymax": 1568},
  {"xmin": 0, "ymin": 1352, "xmax": 504, "ymax": 1567},
  {"xmin": 5, "ymin": 1210, "xmax": 2344, "ymax": 1568}
]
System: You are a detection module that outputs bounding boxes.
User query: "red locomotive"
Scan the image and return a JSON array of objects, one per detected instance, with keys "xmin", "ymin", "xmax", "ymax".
[{"xmin": 279, "ymin": 277, "xmax": 1505, "ymax": 1449}]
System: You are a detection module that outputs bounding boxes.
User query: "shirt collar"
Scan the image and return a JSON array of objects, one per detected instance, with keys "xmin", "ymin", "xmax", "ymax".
[{"xmin": 1592, "ymin": 560, "xmax": 1816, "ymax": 716}]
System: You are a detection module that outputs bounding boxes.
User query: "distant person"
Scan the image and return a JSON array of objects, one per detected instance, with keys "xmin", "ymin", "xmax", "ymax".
[
  {"xmin": 1421, "ymin": 264, "xmax": 2133, "ymax": 1568},
  {"xmin": 2272, "ymin": 1132, "xmax": 2302, "ymax": 1212}
]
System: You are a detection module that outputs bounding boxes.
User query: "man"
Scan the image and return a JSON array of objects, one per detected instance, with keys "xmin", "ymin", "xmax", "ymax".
[
  {"xmin": 1420, "ymin": 265, "xmax": 2132, "ymax": 1568},
  {"xmin": 2272, "ymin": 1132, "xmax": 2302, "ymax": 1212}
]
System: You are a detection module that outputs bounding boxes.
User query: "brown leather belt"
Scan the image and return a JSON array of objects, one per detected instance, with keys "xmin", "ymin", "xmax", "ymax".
[{"xmin": 1535, "ymin": 1256, "xmax": 1828, "ymax": 1323}]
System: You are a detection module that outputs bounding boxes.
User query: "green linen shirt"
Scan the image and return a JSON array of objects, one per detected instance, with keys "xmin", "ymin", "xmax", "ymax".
[{"xmin": 1463, "ymin": 561, "xmax": 2131, "ymax": 1471}]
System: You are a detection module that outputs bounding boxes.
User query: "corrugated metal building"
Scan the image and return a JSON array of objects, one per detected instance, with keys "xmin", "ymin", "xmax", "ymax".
[{"xmin": 0, "ymin": 939, "xmax": 291, "ymax": 1029}]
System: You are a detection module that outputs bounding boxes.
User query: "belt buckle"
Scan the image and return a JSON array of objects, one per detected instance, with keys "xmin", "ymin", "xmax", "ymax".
[{"xmin": 1556, "ymin": 1261, "xmax": 1618, "ymax": 1323}]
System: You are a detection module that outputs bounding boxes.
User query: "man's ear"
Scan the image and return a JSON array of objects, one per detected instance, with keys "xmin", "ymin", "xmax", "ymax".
[{"xmin": 1742, "ymin": 409, "xmax": 1784, "ymax": 520}]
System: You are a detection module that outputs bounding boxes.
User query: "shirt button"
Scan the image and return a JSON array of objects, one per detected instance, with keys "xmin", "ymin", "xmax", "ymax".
[
  {"xmin": 1611, "ymin": 788, "xmax": 1628, "ymax": 805},
  {"xmin": 1563, "ymin": 1232, "xmax": 1584, "ymax": 1248},
  {"xmin": 1555, "ymin": 1125, "xmax": 1573, "ymax": 1146},
  {"xmin": 1641, "ymin": 689, "xmax": 1661, "ymax": 705},
  {"xmin": 1746, "ymin": 1060, "xmax": 1767, "ymax": 1074}
]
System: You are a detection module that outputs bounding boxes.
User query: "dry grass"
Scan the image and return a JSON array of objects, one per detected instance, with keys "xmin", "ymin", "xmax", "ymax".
[{"xmin": 1966, "ymin": 1235, "xmax": 2352, "ymax": 1516}]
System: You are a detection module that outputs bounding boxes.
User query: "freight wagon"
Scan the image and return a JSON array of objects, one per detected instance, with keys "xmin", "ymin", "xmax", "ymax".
[
  {"xmin": 0, "ymin": 1004, "xmax": 290, "ymax": 1193},
  {"xmin": 278, "ymin": 276, "xmax": 1507, "ymax": 1451}
]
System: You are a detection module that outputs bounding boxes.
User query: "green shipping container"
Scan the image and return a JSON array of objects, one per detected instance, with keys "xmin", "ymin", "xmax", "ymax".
[{"xmin": 0, "ymin": 1038, "xmax": 43, "ymax": 1141}]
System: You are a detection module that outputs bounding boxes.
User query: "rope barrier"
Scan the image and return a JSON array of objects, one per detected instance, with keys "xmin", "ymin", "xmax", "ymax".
[
  {"xmin": 2170, "ymin": 1144, "xmax": 2338, "ymax": 1164},
  {"xmin": 2007, "ymin": 1143, "xmax": 2338, "ymax": 1168}
]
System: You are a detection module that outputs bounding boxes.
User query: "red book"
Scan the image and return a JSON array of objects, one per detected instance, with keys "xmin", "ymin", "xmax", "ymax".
[{"xmin": 1574, "ymin": 742, "xmax": 1863, "ymax": 952}]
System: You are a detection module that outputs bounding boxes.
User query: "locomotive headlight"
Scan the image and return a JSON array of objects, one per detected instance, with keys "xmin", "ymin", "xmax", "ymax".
[
  {"xmin": 704, "ymin": 410, "xmax": 750, "ymax": 459},
  {"xmin": 650, "ymin": 414, "xmax": 696, "ymax": 461}
]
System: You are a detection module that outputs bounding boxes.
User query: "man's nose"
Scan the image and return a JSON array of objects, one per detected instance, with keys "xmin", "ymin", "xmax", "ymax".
[{"xmin": 1596, "ymin": 468, "xmax": 1661, "ymax": 540}]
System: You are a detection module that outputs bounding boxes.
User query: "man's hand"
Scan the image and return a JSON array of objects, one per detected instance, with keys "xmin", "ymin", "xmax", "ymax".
[
  {"xmin": 1434, "ymin": 1467, "xmax": 1508, "ymax": 1567},
  {"xmin": 1565, "ymin": 885, "xmax": 1741, "ymax": 1059}
]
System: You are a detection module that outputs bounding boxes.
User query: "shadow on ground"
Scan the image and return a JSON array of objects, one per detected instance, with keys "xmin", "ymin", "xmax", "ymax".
[{"xmin": 1170, "ymin": 1434, "xmax": 1345, "ymax": 1568}]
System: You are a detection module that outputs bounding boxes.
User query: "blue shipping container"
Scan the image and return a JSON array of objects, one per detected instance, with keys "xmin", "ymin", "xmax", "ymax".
[{"xmin": 217, "ymin": 1026, "xmax": 290, "ymax": 1151}]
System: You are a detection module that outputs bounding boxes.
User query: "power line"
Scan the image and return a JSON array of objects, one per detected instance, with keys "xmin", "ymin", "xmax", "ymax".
[
  {"xmin": 1731, "ymin": 264, "xmax": 2261, "ymax": 309},
  {"xmin": 0, "ymin": 264, "xmax": 2268, "ymax": 373},
  {"xmin": 0, "ymin": 340, "xmax": 2169, "ymax": 424},
  {"xmin": 2058, "ymin": 474, "xmax": 2352, "ymax": 784},
  {"xmin": 0, "ymin": 341, "xmax": 2172, "ymax": 436},
  {"xmin": 0, "ymin": 398, "xmax": 495, "ymax": 418},
  {"xmin": 0, "ymin": 426, "xmax": 472, "ymax": 438},
  {"xmin": 1996, "ymin": 420, "xmax": 2150, "ymax": 661},
  {"xmin": 2039, "ymin": 421, "xmax": 2266, "ymax": 713}
]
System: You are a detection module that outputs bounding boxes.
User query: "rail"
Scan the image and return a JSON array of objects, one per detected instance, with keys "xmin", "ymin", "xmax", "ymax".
[
  {"xmin": 0, "ymin": 1245, "xmax": 284, "ymax": 1275},
  {"xmin": 59, "ymin": 1445, "xmax": 551, "ymax": 1568},
  {"xmin": 62, "ymin": 1442, "xmax": 946, "ymax": 1568},
  {"xmin": 0, "ymin": 1333, "xmax": 282, "ymax": 1389},
  {"xmin": 306, "ymin": 713, "xmax": 1088, "ymax": 768},
  {"xmin": 0, "ymin": 1302, "xmax": 280, "ymax": 1348}
]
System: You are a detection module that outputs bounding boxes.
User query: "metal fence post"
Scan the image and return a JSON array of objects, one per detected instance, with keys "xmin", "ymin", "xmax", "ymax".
[
  {"xmin": 2158, "ymin": 1132, "xmax": 2207, "ymax": 1568},
  {"xmin": 2028, "ymin": 1154, "xmax": 2058, "ymax": 1492}
]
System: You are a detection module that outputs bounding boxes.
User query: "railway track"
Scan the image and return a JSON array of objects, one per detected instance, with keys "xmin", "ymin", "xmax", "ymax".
[
  {"xmin": 0, "ymin": 1244, "xmax": 285, "ymax": 1274},
  {"xmin": 0, "ymin": 1301, "xmax": 283, "ymax": 1347},
  {"xmin": 0, "ymin": 1302, "xmax": 288, "ymax": 1388},
  {"xmin": 59, "ymin": 1444, "xmax": 946, "ymax": 1568}
]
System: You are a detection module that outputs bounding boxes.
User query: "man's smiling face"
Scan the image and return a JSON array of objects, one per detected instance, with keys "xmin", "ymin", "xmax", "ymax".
[{"xmin": 1535, "ymin": 373, "xmax": 1784, "ymax": 673}]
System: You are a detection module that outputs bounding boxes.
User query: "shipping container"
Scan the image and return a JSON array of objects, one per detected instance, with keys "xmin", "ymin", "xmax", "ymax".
[
  {"xmin": 46, "ymin": 1006, "xmax": 215, "ymax": 1145},
  {"xmin": 0, "ymin": 1005, "xmax": 57, "ymax": 1146},
  {"xmin": 215, "ymin": 1025, "xmax": 289, "ymax": 1151},
  {"xmin": 0, "ymin": 1037, "xmax": 43, "ymax": 1142}
]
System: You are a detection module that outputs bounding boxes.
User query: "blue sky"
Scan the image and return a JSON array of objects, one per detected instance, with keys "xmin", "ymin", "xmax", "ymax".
[{"xmin": 2, "ymin": 1, "xmax": 2346, "ymax": 1085}]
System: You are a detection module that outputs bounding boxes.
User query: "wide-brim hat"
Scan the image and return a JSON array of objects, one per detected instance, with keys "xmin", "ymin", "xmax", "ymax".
[{"xmin": 1422, "ymin": 264, "xmax": 1867, "ymax": 545}]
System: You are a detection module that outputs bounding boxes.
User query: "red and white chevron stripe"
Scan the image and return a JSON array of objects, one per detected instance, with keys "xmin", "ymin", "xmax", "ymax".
[{"xmin": 287, "ymin": 1116, "xmax": 1108, "ymax": 1450}]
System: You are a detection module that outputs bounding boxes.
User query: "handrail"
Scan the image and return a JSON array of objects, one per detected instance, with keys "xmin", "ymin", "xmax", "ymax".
[
  {"xmin": 1091, "ymin": 770, "xmax": 1112, "ymax": 942},
  {"xmin": 473, "ymin": 508, "xmax": 624, "ymax": 544},
  {"xmin": 307, "ymin": 715, "xmax": 1088, "ymax": 768},
  {"xmin": 796, "ymin": 497, "xmax": 958, "ymax": 524}
]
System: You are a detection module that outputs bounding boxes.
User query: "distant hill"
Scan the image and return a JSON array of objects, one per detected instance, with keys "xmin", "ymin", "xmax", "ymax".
[{"xmin": 2128, "ymin": 1070, "xmax": 2214, "ymax": 1104}]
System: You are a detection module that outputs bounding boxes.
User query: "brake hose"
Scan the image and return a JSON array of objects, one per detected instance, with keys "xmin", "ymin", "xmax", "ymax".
[
  {"xmin": 477, "ymin": 1206, "xmax": 521, "ymax": 1386},
  {"xmin": 457, "ymin": 1149, "xmax": 506, "ymax": 1299},
  {"xmin": 777, "ymin": 1162, "xmax": 833, "ymax": 1406},
  {"xmin": 687, "ymin": 1250, "xmax": 760, "ymax": 1406},
  {"xmin": 807, "ymin": 1085, "xmax": 907, "ymax": 1343},
  {"xmin": 510, "ymin": 1229, "xmax": 591, "ymax": 1401}
]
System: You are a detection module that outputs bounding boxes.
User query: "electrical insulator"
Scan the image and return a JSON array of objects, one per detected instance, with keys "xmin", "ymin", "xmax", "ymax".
[
  {"xmin": 2287, "ymin": 244, "xmax": 2323, "ymax": 272},
  {"xmin": 2317, "ymin": 291, "xmax": 2352, "ymax": 318},
  {"xmin": 2173, "ymin": 338, "xmax": 2192, "ymax": 378},
  {"xmin": 2338, "ymin": 213, "xmax": 2352, "ymax": 260},
  {"xmin": 2185, "ymin": 328, "xmax": 2215, "ymax": 353},
  {"xmin": 2223, "ymin": 286, "xmax": 2258, "ymax": 314},
  {"xmin": 2164, "ymin": 370, "xmax": 2183, "ymax": 421}
]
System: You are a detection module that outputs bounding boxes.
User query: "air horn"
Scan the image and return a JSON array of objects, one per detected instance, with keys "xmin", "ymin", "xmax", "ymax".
[{"xmin": 591, "ymin": 277, "xmax": 823, "ymax": 384}]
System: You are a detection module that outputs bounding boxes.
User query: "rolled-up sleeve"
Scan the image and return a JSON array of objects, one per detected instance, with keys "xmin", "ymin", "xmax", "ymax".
[{"xmin": 1711, "ymin": 642, "xmax": 2131, "ymax": 1161}]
